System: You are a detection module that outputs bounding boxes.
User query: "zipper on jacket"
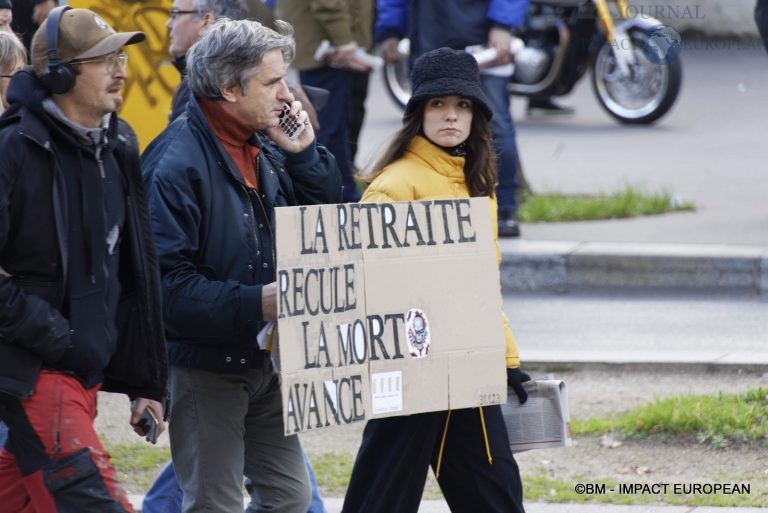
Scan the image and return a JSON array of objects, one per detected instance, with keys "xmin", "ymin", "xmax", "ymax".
[
  {"xmin": 93, "ymin": 154, "xmax": 108, "ymax": 284},
  {"xmin": 252, "ymin": 153, "xmax": 277, "ymax": 271},
  {"xmin": 97, "ymin": 155, "xmax": 106, "ymax": 179},
  {"xmin": 240, "ymin": 153, "xmax": 277, "ymax": 272},
  {"xmin": 249, "ymin": 189, "xmax": 276, "ymax": 272}
]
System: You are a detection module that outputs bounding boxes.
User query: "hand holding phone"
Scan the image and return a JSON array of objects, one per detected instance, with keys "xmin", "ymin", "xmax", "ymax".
[
  {"xmin": 278, "ymin": 102, "xmax": 306, "ymax": 141},
  {"xmin": 137, "ymin": 407, "xmax": 159, "ymax": 444}
]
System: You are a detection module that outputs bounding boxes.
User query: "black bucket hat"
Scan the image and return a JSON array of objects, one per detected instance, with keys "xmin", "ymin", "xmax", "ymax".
[{"xmin": 405, "ymin": 47, "xmax": 493, "ymax": 121}]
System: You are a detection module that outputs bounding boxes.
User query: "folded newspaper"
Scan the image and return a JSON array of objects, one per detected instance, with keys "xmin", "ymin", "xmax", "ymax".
[{"xmin": 501, "ymin": 378, "xmax": 572, "ymax": 453}]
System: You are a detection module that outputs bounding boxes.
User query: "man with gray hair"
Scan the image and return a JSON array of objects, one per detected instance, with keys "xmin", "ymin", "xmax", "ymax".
[
  {"xmin": 166, "ymin": 0, "xmax": 248, "ymax": 120},
  {"xmin": 142, "ymin": 18, "xmax": 341, "ymax": 513}
]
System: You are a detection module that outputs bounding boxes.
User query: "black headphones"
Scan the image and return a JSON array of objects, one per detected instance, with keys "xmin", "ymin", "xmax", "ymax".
[{"xmin": 39, "ymin": 5, "xmax": 76, "ymax": 94}]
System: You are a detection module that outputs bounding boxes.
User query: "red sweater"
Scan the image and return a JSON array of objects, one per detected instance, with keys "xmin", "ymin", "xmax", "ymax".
[{"xmin": 200, "ymin": 98, "xmax": 260, "ymax": 189}]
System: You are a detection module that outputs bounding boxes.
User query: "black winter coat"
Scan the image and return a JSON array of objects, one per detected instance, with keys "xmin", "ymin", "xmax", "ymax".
[
  {"xmin": 142, "ymin": 95, "xmax": 342, "ymax": 373},
  {"xmin": 0, "ymin": 69, "xmax": 167, "ymax": 401}
]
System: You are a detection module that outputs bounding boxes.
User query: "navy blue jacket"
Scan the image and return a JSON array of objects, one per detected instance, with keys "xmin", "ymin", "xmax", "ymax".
[
  {"xmin": 0, "ymin": 69, "xmax": 167, "ymax": 401},
  {"xmin": 143, "ymin": 95, "xmax": 342, "ymax": 373},
  {"xmin": 376, "ymin": 0, "xmax": 529, "ymax": 55}
]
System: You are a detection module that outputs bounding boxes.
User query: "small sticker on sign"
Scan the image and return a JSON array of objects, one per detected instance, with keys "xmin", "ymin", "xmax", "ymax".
[{"xmin": 371, "ymin": 371, "xmax": 403, "ymax": 414}]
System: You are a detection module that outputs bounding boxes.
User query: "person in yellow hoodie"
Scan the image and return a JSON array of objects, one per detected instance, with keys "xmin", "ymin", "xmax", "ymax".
[{"xmin": 341, "ymin": 47, "xmax": 530, "ymax": 513}]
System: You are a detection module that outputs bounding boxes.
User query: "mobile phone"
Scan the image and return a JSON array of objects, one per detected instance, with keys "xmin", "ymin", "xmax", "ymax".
[
  {"xmin": 137, "ymin": 407, "xmax": 159, "ymax": 444},
  {"xmin": 278, "ymin": 102, "xmax": 305, "ymax": 140}
]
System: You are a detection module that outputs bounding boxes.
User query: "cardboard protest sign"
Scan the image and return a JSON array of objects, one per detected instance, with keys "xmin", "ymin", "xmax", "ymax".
[{"xmin": 275, "ymin": 198, "xmax": 507, "ymax": 434}]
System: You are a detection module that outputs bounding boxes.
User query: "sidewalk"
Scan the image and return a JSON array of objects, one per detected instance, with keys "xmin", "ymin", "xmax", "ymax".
[
  {"xmin": 325, "ymin": 500, "xmax": 767, "ymax": 513},
  {"xmin": 127, "ymin": 495, "xmax": 768, "ymax": 512}
]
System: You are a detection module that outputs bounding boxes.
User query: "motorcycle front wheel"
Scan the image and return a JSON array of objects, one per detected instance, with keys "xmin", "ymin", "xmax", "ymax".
[{"xmin": 591, "ymin": 29, "xmax": 682, "ymax": 124}]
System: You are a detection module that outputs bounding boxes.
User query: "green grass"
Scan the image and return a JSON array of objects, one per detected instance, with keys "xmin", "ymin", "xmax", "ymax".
[
  {"xmin": 103, "ymin": 441, "xmax": 768, "ymax": 508},
  {"xmin": 308, "ymin": 452, "xmax": 354, "ymax": 497},
  {"xmin": 518, "ymin": 186, "xmax": 695, "ymax": 222},
  {"xmin": 105, "ymin": 442, "xmax": 170, "ymax": 492},
  {"xmin": 573, "ymin": 388, "xmax": 768, "ymax": 448}
]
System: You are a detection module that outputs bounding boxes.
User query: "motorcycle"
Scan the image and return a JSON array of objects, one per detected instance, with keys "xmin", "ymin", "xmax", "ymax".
[{"xmin": 382, "ymin": 0, "xmax": 682, "ymax": 124}]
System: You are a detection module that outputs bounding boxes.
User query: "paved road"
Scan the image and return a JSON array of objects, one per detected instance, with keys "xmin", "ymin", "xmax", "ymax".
[
  {"xmin": 504, "ymin": 290, "xmax": 768, "ymax": 365},
  {"xmin": 355, "ymin": 43, "xmax": 768, "ymax": 248},
  {"xmin": 511, "ymin": 44, "xmax": 768, "ymax": 247}
]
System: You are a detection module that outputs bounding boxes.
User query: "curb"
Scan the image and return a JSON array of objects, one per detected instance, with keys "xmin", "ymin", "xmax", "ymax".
[{"xmin": 499, "ymin": 240, "xmax": 768, "ymax": 295}]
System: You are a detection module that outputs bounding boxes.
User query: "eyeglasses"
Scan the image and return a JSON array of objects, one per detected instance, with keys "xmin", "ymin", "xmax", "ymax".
[
  {"xmin": 71, "ymin": 51, "xmax": 129, "ymax": 72},
  {"xmin": 169, "ymin": 8, "xmax": 201, "ymax": 20},
  {"xmin": 0, "ymin": 75, "xmax": 14, "ymax": 79}
]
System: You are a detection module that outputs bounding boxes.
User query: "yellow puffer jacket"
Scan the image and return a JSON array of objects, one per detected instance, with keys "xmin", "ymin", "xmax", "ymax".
[{"xmin": 362, "ymin": 136, "xmax": 521, "ymax": 369}]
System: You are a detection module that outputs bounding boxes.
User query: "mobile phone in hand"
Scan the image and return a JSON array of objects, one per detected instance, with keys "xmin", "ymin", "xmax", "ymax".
[
  {"xmin": 137, "ymin": 408, "xmax": 158, "ymax": 444},
  {"xmin": 278, "ymin": 102, "xmax": 305, "ymax": 140}
]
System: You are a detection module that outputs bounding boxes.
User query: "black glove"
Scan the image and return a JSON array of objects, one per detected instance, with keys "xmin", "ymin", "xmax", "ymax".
[{"xmin": 507, "ymin": 367, "xmax": 531, "ymax": 405}]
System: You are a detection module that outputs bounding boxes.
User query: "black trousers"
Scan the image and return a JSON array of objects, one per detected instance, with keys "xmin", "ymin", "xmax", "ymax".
[
  {"xmin": 348, "ymin": 70, "xmax": 370, "ymax": 166},
  {"xmin": 341, "ymin": 406, "xmax": 525, "ymax": 513}
]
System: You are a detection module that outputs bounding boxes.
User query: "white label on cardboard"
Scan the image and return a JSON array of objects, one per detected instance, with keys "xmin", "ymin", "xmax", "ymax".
[{"xmin": 371, "ymin": 371, "xmax": 403, "ymax": 414}]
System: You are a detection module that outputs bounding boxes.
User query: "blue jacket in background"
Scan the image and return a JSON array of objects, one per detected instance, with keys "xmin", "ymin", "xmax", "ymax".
[{"xmin": 376, "ymin": 0, "xmax": 530, "ymax": 55}]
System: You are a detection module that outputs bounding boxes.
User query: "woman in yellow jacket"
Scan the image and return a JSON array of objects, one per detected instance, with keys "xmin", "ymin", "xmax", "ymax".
[{"xmin": 341, "ymin": 47, "xmax": 530, "ymax": 513}]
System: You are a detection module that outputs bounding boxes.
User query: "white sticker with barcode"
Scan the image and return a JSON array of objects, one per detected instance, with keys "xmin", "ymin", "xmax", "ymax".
[{"xmin": 371, "ymin": 371, "xmax": 403, "ymax": 414}]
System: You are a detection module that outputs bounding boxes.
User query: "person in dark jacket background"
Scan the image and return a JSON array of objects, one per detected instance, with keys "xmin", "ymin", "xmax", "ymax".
[
  {"xmin": 165, "ymin": 0, "xmax": 248, "ymax": 122},
  {"xmin": 9, "ymin": 0, "xmax": 57, "ymax": 52},
  {"xmin": 756, "ymin": 0, "xmax": 768, "ymax": 51},
  {"xmin": 0, "ymin": 6, "xmax": 167, "ymax": 512},
  {"xmin": 277, "ymin": 0, "xmax": 375, "ymax": 202},
  {"xmin": 142, "ymin": 18, "xmax": 341, "ymax": 513}
]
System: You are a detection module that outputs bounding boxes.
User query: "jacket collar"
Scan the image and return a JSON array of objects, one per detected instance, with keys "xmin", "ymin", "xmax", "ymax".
[
  {"xmin": 187, "ymin": 95, "xmax": 282, "ymax": 203},
  {"xmin": 407, "ymin": 135, "xmax": 466, "ymax": 181}
]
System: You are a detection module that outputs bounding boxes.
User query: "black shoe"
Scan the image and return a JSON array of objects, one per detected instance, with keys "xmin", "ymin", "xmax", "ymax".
[
  {"xmin": 527, "ymin": 97, "xmax": 574, "ymax": 117},
  {"xmin": 498, "ymin": 212, "xmax": 521, "ymax": 238}
]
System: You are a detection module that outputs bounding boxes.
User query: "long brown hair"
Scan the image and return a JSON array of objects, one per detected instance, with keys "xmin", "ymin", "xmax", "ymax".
[{"xmin": 361, "ymin": 98, "xmax": 498, "ymax": 198}]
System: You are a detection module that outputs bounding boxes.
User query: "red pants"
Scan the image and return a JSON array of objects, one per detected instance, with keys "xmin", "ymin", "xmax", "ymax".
[{"xmin": 0, "ymin": 370, "xmax": 133, "ymax": 513}]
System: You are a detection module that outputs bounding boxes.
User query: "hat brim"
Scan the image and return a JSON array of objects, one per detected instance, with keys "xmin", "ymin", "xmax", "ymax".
[
  {"xmin": 73, "ymin": 31, "xmax": 145, "ymax": 61},
  {"xmin": 405, "ymin": 76, "xmax": 493, "ymax": 121}
]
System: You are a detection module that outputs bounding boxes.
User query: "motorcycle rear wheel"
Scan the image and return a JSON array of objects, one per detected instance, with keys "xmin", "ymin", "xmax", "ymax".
[{"xmin": 591, "ymin": 29, "xmax": 682, "ymax": 124}]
